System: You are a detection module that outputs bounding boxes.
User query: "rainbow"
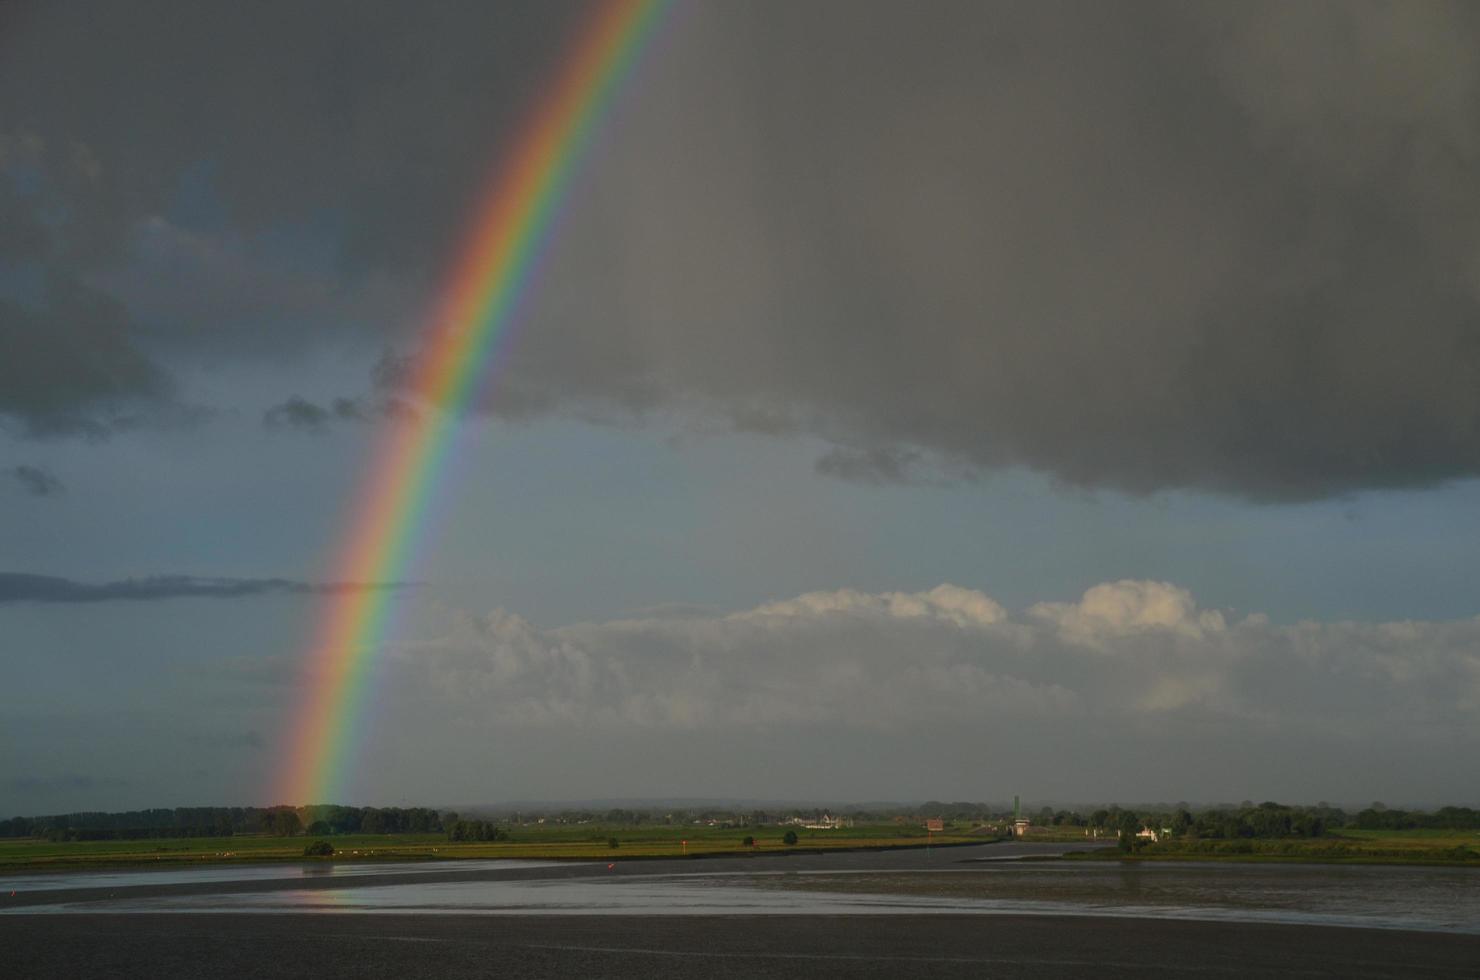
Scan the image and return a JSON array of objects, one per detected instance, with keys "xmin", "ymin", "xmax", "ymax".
[{"xmin": 277, "ymin": 0, "xmax": 673, "ymax": 805}]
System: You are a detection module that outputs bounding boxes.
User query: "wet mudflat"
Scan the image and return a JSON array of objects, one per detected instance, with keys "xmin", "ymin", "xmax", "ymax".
[
  {"xmin": 5, "ymin": 911, "xmax": 1478, "ymax": 979},
  {"xmin": 3, "ymin": 843, "xmax": 1477, "ymax": 977},
  {"xmin": 729, "ymin": 860, "xmax": 1480, "ymax": 934},
  {"xmin": 5, "ymin": 842, "xmax": 1477, "ymax": 934},
  {"xmin": 0, "ymin": 841, "xmax": 1077, "ymax": 911}
]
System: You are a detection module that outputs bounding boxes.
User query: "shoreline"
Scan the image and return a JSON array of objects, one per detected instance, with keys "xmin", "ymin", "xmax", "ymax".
[
  {"xmin": 0, "ymin": 835, "xmax": 1004, "ymax": 876},
  {"xmin": 9, "ymin": 830, "xmax": 1477, "ymax": 873},
  {"xmin": 1062, "ymin": 846, "xmax": 1480, "ymax": 869},
  {"xmin": 1070, "ymin": 853, "xmax": 1480, "ymax": 868}
]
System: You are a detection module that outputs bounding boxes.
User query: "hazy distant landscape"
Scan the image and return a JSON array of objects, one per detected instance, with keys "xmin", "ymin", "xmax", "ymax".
[
  {"xmin": 7, "ymin": 0, "xmax": 1480, "ymax": 974},
  {"xmin": 4, "ymin": 799, "xmax": 1477, "ymax": 870}
]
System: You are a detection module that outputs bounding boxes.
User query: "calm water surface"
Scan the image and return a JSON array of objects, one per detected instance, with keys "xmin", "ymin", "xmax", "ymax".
[
  {"xmin": 4, "ymin": 848, "xmax": 1476, "ymax": 934},
  {"xmin": 0, "ymin": 860, "xmax": 559, "ymax": 893}
]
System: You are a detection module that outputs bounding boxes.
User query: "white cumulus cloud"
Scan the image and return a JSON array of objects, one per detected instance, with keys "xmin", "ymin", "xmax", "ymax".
[
  {"xmin": 351, "ymin": 580, "xmax": 1480, "ymax": 801},
  {"xmin": 388, "ymin": 581, "xmax": 1477, "ymax": 739},
  {"xmin": 1028, "ymin": 579, "xmax": 1228, "ymax": 646}
]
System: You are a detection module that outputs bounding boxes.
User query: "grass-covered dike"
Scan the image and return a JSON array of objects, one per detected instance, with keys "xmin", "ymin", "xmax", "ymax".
[
  {"xmin": 1068, "ymin": 829, "xmax": 1480, "ymax": 866},
  {"xmin": 0, "ymin": 823, "xmax": 990, "ymax": 872}
]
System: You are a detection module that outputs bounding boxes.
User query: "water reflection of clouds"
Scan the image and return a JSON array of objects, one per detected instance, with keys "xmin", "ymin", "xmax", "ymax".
[
  {"xmin": 6, "ymin": 862, "xmax": 1477, "ymax": 935},
  {"xmin": 0, "ymin": 859, "xmax": 568, "ymax": 894}
]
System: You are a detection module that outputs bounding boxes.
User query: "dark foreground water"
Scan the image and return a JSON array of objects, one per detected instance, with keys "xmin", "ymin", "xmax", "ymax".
[
  {"xmin": 6, "ymin": 911, "xmax": 1479, "ymax": 979},
  {"xmin": 5, "ymin": 846, "xmax": 1477, "ymax": 979},
  {"xmin": 4, "ymin": 843, "xmax": 1477, "ymax": 933}
]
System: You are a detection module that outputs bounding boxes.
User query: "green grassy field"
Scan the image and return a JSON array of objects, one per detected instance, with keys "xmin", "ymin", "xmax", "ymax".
[
  {"xmin": 1066, "ymin": 828, "xmax": 1480, "ymax": 866},
  {"xmin": 0, "ymin": 823, "xmax": 990, "ymax": 871}
]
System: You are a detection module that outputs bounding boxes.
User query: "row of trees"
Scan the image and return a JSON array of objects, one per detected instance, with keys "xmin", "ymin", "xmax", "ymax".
[
  {"xmin": 1352, "ymin": 806, "xmax": 1480, "ymax": 830},
  {"xmin": 299, "ymin": 806, "xmax": 446, "ymax": 836},
  {"xmin": 8, "ymin": 802, "xmax": 1478, "ymax": 841},
  {"xmin": 1080, "ymin": 802, "xmax": 1334, "ymax": 841},
  {"xmin": 2, "ymin": 805, "xmax": 450, "ymax": 840},
  {"xmin": 446, "ymin": 819, "xmax": 503, "ymax": 842},
  {"xmin": 493, "ymin": 802, "xmax": 1006, "ymax": 827},
  {"xmin": 1026, "ymin": 801, "xmax": 1469, "ymax": 840}
]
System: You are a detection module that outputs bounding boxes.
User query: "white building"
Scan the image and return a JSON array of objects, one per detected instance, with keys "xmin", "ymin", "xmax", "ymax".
[{"xmin": 791, "ymin": 813, "xmax": 853, "ymax": 830}]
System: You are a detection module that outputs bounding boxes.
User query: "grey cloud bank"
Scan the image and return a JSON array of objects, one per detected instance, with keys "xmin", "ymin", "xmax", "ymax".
[
  {"xmin": 9, "ymin": 464, "xmax": 63, "ymax": 497},
  {"xmin": 0, "ymin": 572, "xmax": 403, "ymax": 604},
  {"xmin": 0, "ymin": 282, "xmax": 174, "ymax": 439},
  {"xmin": 4, "ymin": 579, "xmax": 1476, "ymax": 810},
  {"xmin": 262, "ymin": 393, "xmax": 416, "ymax": 432},
  {"xmin": 4, "ymin": 2, "xmax": 1480, "ymax": 498},
  {"xmin": 372, "ymin": 580, "xmax": 1480, "ymax": 802}
]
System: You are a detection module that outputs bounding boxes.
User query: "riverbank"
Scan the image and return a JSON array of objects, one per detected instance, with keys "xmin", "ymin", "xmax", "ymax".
[
  {"xmin": 0, "ymin": 827, "xmax": 1000, "ymax": 872},
  {"xmin": 1062, "ymin": 830, "xmax": 1480, "ymax": 867}
]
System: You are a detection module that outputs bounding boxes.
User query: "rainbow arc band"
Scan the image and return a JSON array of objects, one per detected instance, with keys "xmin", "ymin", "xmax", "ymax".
[{"xmin": 278, "ymin": 0, "xmax": 674, "ymax": 806}]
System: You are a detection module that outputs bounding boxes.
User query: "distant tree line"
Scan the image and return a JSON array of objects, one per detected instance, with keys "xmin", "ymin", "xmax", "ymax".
[
  {"xmin": 0, "ymin": 805, "xmax": 449, "ymax": 841},
  {"xmin": 1351, "ymin": 806, "xmax": 1480, "ymax": 831},
  {"xmin": 39, "ymin": 825, "xmax": 229, "ymax": 842},
  {"xmin": 493, "ymin": 802, "xmax": 1008, "ymax": 827},
  {"xmin": 300, "ymin": 805, "xmax": 445, "ymax": 836},
  {"xmin": 445, "ymin": 818, "xmax": 504, "ymax": 842},
  {"xmin": 5, "ymin": 801, "xmax": 1478, "ymax": 841},
  {"xmin": 1080, "ymin": 802, "xmax": 1337, "ymax": 840}
]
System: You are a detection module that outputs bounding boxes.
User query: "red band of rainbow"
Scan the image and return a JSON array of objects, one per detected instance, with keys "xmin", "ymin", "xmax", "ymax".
[{"xmin": 277, "ymin": 0, "xmax": 673, "ymax": 805}]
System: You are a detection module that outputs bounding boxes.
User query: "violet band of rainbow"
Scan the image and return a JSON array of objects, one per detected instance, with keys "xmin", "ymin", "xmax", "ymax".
[{"xmin": 277, "ymin": 0, "xmax": 673, "ymax": 806}]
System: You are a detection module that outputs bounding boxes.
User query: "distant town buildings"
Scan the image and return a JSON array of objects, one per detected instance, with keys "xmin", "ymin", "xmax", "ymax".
[
  {"xmin": 785, "ymin": 813, "xmax": 854, "ymax": 830},
  {"xmin": 1013, "ymin": 794, "xmax": 1030, "ymax": 837}
]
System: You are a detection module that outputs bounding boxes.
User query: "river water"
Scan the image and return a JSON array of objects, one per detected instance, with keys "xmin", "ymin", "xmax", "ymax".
[{"xmin": 4, "ymin": 844, "xmax": 1476, "ymax": 934}]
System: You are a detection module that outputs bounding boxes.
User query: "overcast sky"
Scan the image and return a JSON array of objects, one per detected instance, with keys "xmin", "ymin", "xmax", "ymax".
[{"xmin": 3, "ymin": 0, "xmax": 1479, "ymax": 814}]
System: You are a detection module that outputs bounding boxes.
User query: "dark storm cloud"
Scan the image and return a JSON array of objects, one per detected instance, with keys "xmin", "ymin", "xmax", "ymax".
[
  {"xmin": 9, "ymin": 464, "xmax": 63, "ymax": 497},
  {"xmin": 0, "ymin": 1, "xmax": 581, "ymax": 434},
  {"xmin": 509, "ymin": 0, "xmax": 1480, "ymax": 501},
  {"xmin": 6, "ymin": 774, "xmax": 128, "ymax": 794},
  {"xmin": 262, "ymin": 393, "xmax": 414, "ymax": 431},
  {"xmin": 6, "ymin": 2, "xmax": 1480, "ymax": 499},
  {"xmin": 0, "ymin": 128, "xmax": 186, "ymax": 436},
  {"xmin": 0, "ymin": 0, "xmax": 581, "ymax": 312},
  {"xmin": 815, "ymin": 447, "xmax": 927, "ymax": 487},
  {"xmin": 262, "ymin": 396, "xmax": 331, "ymax": 432},
  {"xmin": 331, "ymin": 398, "xmax": 366, "ymax": 422},
  {"xmin": 0, "ymin": 281, "xmax": 175, "ymax": 438},
  {"xmin": 0, "ymin": 572, "xmax": 406, "ymax": 604},
  {"xmin": 812, "ymin": 445, "xmax": 983, "ymax": 487}
]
